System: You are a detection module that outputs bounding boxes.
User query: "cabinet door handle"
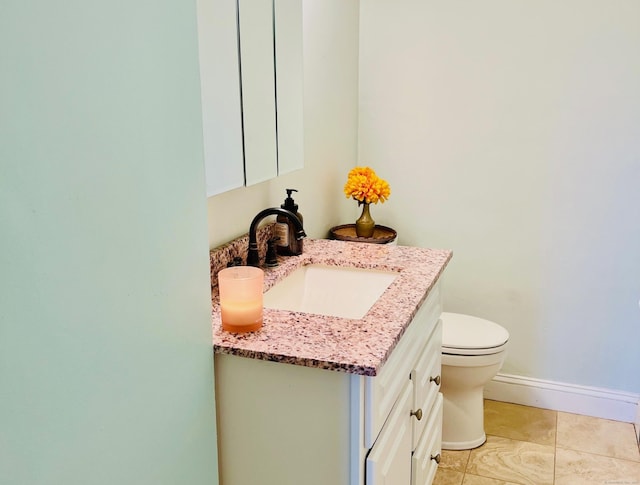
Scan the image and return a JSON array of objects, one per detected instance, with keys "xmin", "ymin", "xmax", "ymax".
[
  {"xmin": 430, "ymin": 375, "xmax": 441, "ymax": 386},
  {"xmin": 410, "ymin": 408, "xmax": 423, "ymax": 421},
  {"xmin": 430, "ymin": 453, "xmax": 441, "ymax": 464}
]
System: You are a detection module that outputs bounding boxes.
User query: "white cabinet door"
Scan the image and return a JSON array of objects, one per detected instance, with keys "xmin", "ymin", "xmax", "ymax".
[
  {"xmin": 238, "ymin": 0, "xmax": 278, "ymax": 186},
  {"xmin": 366, "ymin": 381, "xmax": 413, "ymax": 484},
  {"xmin": 365, "ymin": 283, "xmax": 441, "ymax": 448},
  {"xmin": 197, "ymin": 0, "xmax": 244, "ymax": 196},
  {"xmin": 411, "ymin": 394, "xmax": 443, "ymax": 485}
]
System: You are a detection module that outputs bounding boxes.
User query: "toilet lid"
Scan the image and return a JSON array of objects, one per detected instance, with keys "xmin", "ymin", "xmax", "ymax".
[{"xmin": 441, "ymin": 312, "xmax": 509, "ymax": 354}]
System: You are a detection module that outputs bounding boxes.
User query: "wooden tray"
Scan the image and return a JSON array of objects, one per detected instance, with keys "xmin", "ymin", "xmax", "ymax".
[{"xmin": 329, "ymin": 224, "xmax": 397, "ymax": 244}]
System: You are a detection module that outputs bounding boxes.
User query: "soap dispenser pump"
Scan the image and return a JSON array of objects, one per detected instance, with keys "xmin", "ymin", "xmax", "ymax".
[{"xmin": 276, "ymin": 189, "xmax": 304, "ymax": 256}]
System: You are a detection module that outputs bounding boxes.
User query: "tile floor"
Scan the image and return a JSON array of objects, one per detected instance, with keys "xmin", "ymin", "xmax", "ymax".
[{"xmin": 434, "ymin": 400, "xmax": 640, "ymax": 485}]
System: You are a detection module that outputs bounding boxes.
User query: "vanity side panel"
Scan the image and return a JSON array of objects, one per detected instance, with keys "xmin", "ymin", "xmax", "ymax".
[{"xmin": 215, "ymin": 353, "xmax": 351, "ymax": 485}]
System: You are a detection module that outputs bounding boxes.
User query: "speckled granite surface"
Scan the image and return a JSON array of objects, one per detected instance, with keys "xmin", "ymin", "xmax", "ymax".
[{"xmin": 211, "ymin": 238, "xmax": 452, "ymax": 376}]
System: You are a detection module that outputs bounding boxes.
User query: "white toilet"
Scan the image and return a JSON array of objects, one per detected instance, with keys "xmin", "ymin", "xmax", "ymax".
[{"xmin": 440, "ymin": 312, "xmax": 509, "ymax": 450}]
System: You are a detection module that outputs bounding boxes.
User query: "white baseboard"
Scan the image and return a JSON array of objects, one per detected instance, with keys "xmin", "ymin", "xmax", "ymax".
[{"xmin": 484, "ymin": 373, "xmax": 639, "ymax": 424}]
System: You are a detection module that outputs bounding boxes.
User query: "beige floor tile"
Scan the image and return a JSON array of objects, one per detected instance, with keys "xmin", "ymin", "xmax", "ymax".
[
  {"xmin": 433, "ymin": 468, "xmax": 464, "ymax": 485},
  {"xmin": 557, "ymin": 411, "xmax": 640, "ymax": 462},
  {"xmin": 439, "ymin": 449, "xmax": 471, "ymax": 473},
  {"xmin": 462, "ymin": 474, "xmax": 520, "ymax": 485},
  {"xmin": 555, "ymin": 447, "xmax": 640, "ymax": 484},
  {"xmin": 484, "ymin": 400, "xmax": 556, "ymax": 446},
  {"xmin": 466, "ymin": 435, "xmax": 555, "ymax": 485}
]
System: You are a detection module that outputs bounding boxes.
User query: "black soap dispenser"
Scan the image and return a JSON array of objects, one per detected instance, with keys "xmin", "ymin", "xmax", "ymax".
[{"xmin": 276, "ymin": 189, "xmax": 304, "ymax": 256}]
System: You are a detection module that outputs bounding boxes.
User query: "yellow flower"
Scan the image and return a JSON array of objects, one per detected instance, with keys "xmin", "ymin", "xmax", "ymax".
[{"xmin": 343, "ymin": 166, "xmax": 391, "ymax": 204}]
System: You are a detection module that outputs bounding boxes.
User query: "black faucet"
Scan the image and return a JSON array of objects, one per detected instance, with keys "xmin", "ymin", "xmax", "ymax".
[{"xmin": 247, "ymin": 208, "xmax": 306, "ymax": 267}]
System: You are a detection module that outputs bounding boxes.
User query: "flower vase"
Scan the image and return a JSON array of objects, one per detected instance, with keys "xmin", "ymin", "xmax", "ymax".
[{"xmin": 355, "ymin": 202, "xmax": 375, "ymax": 238}]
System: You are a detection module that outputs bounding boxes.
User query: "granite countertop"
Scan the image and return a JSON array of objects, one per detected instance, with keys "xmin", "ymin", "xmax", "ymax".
[{"xmin": 212, "ymin": 238, "xmax": 452, "ymax": 376}]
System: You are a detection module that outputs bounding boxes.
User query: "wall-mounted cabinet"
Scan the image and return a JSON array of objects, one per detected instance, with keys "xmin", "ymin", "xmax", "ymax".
[{"xmin": 197, "ymin": 0, "xmax": 304, "ymax": 197}]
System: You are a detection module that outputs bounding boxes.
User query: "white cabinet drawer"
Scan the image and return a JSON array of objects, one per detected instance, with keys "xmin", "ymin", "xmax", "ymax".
[
  {"xmin": 411, "ymin": 393, "xmax": 443, "ymax": 485},
  {"xmin": 411, "ymin": 319, "xmax": 442, "ymax": 449},
  {"xmin": 365, "ymin": 282, "xmax": 442, "ymax": 448},
  {"xmin": 366, "ymin": 380, "xmax": 413, "ymax": 485}
]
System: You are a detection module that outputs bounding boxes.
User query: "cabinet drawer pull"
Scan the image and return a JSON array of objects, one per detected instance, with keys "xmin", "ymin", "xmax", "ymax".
[
  {"xmin": 430, "ymin": 453, "xmax": 441, "ymax": 464},
  {"xmin": 430, "ymin": 375, "xmax": 441, "ymax": 386},
  {"xmin": 410, "ymin": 408, "xmax": 423, "ymax": 421}
]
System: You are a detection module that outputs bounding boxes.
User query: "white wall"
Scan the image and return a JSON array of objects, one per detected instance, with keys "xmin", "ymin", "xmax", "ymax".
[
  {"xmin": 359, "ymin": 0, "xmax": 640, "ymax": 393},
  {"xmin": 207, "ymin": 0, "xmax": 361, "ymax": 248},
  {"xmin": 0, "ymin": 2, "xmax": 219, "ymax": 483}
]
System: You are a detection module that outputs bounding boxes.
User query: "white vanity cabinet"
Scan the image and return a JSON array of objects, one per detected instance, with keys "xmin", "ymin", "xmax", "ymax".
[{"xmin": 214, "ymin": 281, "xmax": 444, "ymax": 485}]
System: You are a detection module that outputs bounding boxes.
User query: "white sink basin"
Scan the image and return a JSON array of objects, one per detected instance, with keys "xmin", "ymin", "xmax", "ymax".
[{"xmin": 263, "ymin": 264, "xmax": 398, "ymax": 319}]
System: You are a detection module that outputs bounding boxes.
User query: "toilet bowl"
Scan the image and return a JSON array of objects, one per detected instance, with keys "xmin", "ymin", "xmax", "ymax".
[{"xmin": 440, "ymin": 312, "xmax": 509, "ymax": 450}]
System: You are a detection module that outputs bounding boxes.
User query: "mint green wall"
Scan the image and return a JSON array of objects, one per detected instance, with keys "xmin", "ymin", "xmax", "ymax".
[{"xmin": 0, "ymin": 2, "xmax": 218, "ymax": 484}]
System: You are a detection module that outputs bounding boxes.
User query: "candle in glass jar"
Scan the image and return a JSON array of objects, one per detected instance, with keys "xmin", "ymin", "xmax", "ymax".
[{"xmin": 218, "ymin": 266, "xmax": 264, "ymax": 333}]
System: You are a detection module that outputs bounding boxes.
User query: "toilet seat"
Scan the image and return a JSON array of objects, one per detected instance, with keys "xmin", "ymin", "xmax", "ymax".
[{"xmin": 441, "ymin": 312, "xmax": 509, "ymax": 356}]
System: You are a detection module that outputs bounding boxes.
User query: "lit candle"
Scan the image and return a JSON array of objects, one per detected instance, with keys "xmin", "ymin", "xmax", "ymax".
[
  {"xmin": 220, "ymin": 299, "xmax": 263, "ymax": 327},
  {"xmin": 218, "ymin": 266, "xmax": 264, "ymax": 333}
]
